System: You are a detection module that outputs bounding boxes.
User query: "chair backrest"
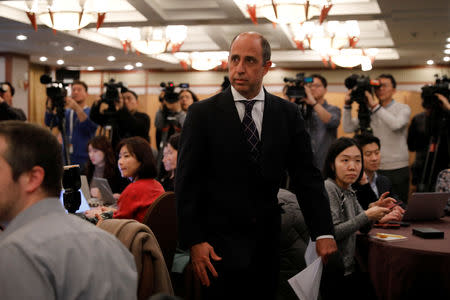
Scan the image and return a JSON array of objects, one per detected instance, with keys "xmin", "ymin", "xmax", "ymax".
[
  {"xmin": 98, "ymin": 219, "xmax": 174, "ymax": 300},
  {"xmin": 143, "ymin": 191, "xmax": 178, "ymax": 272}
]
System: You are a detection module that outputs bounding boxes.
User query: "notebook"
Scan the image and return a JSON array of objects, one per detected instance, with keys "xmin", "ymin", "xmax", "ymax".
[
  {"xmin": 402, "ymin": 192, "xmax": 449, "ymax": 221},
  {"xmin": 59, "ymin": 175, "xmax": 91, "ymax": 213},
  {"xmin": 91, "ymin": 177, "xmax": 116, "ymax": 206}
]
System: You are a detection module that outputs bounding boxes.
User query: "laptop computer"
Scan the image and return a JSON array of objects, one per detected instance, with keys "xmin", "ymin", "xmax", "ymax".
[
  {"xmin": 402, "ymin": 192, "xmax": 449, "ymax": 221},
  {"xmin": 59, "ymin": 175, "xmax": 91, "ymax": 213},
  {"xmin": 91, "ymin": 177, "xmax": 116, "ymax": 206}
]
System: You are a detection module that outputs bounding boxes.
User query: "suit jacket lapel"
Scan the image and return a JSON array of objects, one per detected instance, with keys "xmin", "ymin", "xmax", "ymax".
[
  {"xmin": 260, "ymin": 90, "xmax": 278, "ymax": 166},
  {"xmin": 215, "ymin": 87, "xmax": 248, "ymax": 152}
]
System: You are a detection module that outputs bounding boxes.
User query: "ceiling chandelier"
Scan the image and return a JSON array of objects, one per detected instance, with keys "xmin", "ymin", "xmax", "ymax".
[
  {"xmin": 174, "ymin": 52, "xmax": 229, "ymax": 71},
  {"xmin": 325, "ymin": 48, "xmax": 379, "ymax": 71},
  {"xmin": 130, "ymin": 26, "xmax": 187, "ymax": 55},
  {"xmin": 239, "ymin": 0, "xmax": 333, "ymax": 25},
  {"xmin": 26, "ymin": 0, "xmax": 107, "ymax": 31},
  {"xmin": 291, "ymin": 20, "xmax": 360, "ymax": 52}
]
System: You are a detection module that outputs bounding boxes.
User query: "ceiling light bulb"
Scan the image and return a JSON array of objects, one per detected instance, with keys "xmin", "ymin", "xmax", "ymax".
[
  {"xmin": 446, "ymin": 44, "xmax": 450, "ymax": 48},
  {"xmin": 447, "ymin": 37, "xmax": 450, "ymax": 42},
  {"xmin": 444, "ymin": 49, "xmax": 450, "ymax": 55},
  {"xmin": 16, "ymin": 35, "xmax": 27, "ymax": 41},
  {"xmin": 444, "ymin": 57, "xmax": 450, "ymax": 62},
  {"xmin": 107, "ymin": 56, "xmax": 116, "ymax": 61},
  {"xmin": 39, "ymin": 56, "xmax": 48, "ymax": 62},
  {"xmin": 124, "ymin": 64, "xmax": 134, "ymax": 70},
  {"xmin": 87, "ymin": 66, "xmax": 94, "ymax": 71},
  {"xmin": 426, "ymin": 60, "xmax": 434, "ymax": 65},
  {"xmin": 57, "ymin": 59, "xmax": 64, "ymax": 65},
  {"xmin": 135, "ymin": 62, "xmax": 143, "ymax": 67},
  {"xmin": 64, "ymin": 46, "xmax": 74, "ymax": 51}
]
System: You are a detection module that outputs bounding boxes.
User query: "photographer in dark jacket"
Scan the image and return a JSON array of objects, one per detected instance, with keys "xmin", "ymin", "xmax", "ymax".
[{"xmin": 90, "ymin": 88, "xmax": 150, "ymax": 149}]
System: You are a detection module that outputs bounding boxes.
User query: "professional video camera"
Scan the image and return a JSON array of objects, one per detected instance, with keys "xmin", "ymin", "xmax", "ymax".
[
  {"xmin": 344, "ymin": 74, "xmax": 380, "ymax": 134},
  {"xmin": 160, "ymin": 81, "xmax": 189, "ymax": 103},
  {"xmin": 41, "ymin": 74, "xmax": 71, "ymax": 163},
  {"xmin": 417, "ymin": 75, "xmax": 450, "ymax": 192},
  {"xmin": 421, "ymin": 75, "xmax": 450, "ymax": 109},
  {"xmin": 40, "ymin": 74, "xmax": 68, "ymax": 111},
  {"xmin": 101, "ymin": 78, "xmax": 125, "ymax": 107},
  {"xmin": 283, "ymin": 73, "xmax": 314, "ymax": 104}
]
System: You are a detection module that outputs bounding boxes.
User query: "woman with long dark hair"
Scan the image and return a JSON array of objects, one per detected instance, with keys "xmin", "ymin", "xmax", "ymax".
[
  {"xmin": 84, "ymin": 136, "xmax": 128, "ymax": 199},
  {"xmin": 320, "ymin": 137, "xmax": 394, "ymax": 300},
  {"xmin": 85, "ymin": 137, "xmax": 165, "ymax": 223}
]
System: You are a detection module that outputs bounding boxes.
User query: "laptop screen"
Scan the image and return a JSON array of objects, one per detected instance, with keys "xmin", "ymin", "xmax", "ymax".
[{"xmin": 59, "ymin": 189, "xmax": 91, "ymax": 213}]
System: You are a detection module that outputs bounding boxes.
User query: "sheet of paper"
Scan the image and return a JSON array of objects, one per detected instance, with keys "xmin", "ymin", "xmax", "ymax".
[
  {"xmin": 304, "ymin": 238, "xmax": 318, "ymax": 266},
  {"xmin": 288, "ymin": 257, "xmax": 323, "ymax": 300}
]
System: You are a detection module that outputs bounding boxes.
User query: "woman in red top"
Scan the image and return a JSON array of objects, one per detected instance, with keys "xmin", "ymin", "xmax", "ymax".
[{"xmin": 86, "ymin": 137, "xmax": 164, "ymax": 223}]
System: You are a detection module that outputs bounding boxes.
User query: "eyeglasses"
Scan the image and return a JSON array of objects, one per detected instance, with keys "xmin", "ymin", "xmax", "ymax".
[{"xmin": 307, "ymin": 83, "xmax": 324, "ymax": 88}]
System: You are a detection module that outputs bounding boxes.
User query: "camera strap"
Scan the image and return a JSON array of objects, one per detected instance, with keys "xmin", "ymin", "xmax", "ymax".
[{"xmin": 68, "ymin": 110, "xmax": 74, "ymax": 154}]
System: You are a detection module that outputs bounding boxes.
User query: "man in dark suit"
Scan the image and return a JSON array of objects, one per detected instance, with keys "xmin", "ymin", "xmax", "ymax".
[
  {"xmin": 353, "ymin": 133, "xmax": 405, "ymax": 222},
  {"xmin": 175, "ymin": 32, "xmax": 337, "ymax": 299}
]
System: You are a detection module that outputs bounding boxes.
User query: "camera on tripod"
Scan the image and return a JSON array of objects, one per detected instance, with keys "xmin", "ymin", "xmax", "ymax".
[
  {"xmin": 160, "ymin": 81, "xmax": 189, "ymax": 103},
  {"xmin": 344, "ymin": 74, "xmax": 380, "ymax": 105},
  {"xmin": 283, "ymin": 73, "xmax": 313, "ymax": 104},
  {"xmin": 40, "ymin": 74, "xmax": 68, "ymax": 111},
  {"xmin": 101, "ymin": 78, "xmax": 125, "ymax": 108},
  {"xmin": 344, "ymin": 74, "xmax": 380, "ymax": 135},
  {"xmin": 421, "ymin": 75, "xmax": 450, "ymax": 109}
]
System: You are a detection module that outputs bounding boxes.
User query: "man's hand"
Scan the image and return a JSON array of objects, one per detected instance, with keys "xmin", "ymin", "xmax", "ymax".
[
  {"xmin": 303, "ymin": 85, "xmax": 317, "ymax": 106},
  {"xmin": 316, "ymin": 238, "xmax": 338, "ymax": 264},
  {"xmin": 190, "ymin": 242, "xmax": 222, "ymax": 287},
  {"xmin": 65, "ymin": 97, "xmax": 80, "ymax": 110},
  {"xmin": 364, "ymin": 91, "xmax": 379, "ymax": 109},
  {"xmin": 435, "ymin": 93, "xmax": 450, "ymax": 111},
  {"xmin": 375, "ymin": 192, "xmax": 397, "ymax": 208},
  {"xmin": 344, "ymin": 90, "xmax": 352, "ymax": 106},
  {"xmin": 0, "ymin": 95, "xmax": 4, "ymax": 103}
]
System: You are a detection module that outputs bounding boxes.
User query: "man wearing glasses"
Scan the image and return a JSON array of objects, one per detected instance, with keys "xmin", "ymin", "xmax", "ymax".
[{"xmin": 302, "ymin": 74, "xmax": 341, "ymax": 171}]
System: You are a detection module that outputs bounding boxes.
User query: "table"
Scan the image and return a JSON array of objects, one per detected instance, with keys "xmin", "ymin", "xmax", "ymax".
[{"xmin": 356, "ymin": 216, "xmax": 450, "ymax": 300}]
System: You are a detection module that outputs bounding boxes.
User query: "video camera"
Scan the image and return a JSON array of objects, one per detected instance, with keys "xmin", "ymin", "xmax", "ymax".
[
  {"xmin": 421, "ymin": 75, "xmax": 450, "ymax": 109},
  {"xmin": 344, "ymin": 74, "xmax": 380, "ymax": 135},
  {"xmin": 283, "ymin": 73, "xmax": 314, "ymax": 104},
  {"xmin": 40, "ymin": 74, "xmax": 68, "ymax": 110},
  {"xmin": 160, "ymin": 82, "xmax": 189, "ymax": 103},
  {"xmin": 344, "ymin": 74, "xmax": 380, "ymax": 105},
  {"xmin": 101, "ymin": 78, "xmax": 125, "ymax": 107},
  {"xmin": 62, "ymin": 164, "xmax": 82, "ymax": 214}
]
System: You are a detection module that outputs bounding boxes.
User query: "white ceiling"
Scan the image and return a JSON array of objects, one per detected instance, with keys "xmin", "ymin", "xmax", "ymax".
[{"xmin": 0, "ymin": 0, "xmax": 449, "ymax": 71}]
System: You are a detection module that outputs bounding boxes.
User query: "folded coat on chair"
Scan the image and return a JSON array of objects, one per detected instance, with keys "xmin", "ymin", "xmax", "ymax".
[{"xmin": 98, "ymin": 219, "xmax": 174, "ymax": 300}]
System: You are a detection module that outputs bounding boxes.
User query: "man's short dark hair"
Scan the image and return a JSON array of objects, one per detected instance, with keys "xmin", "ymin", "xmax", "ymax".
[
  {"xmin": 72, "ymin": 80, "xmax": 88, "ymax": 92},
  {"xmin": 2, "ymin": 82, "xmax": 15, "ymax": 96},
  {"xmin": 353, "ymin": 133, "xmax": 381, "ymax": 149},
  {"xmin": 323, "ymin": 137, "xmax": 364, "ymax": 182},
  {"xmin": 117, "ymin": 137, "xmax": 157, "ymax": 179},
  {"xmin": 310, "ymin": 74, "xmax": 327, "ymax": 88},
  {"xmin": 0, "ymin": 121, "xmax": 62, "ymax": 196},
  {"xmin": 377, "ymin": 74, "xmax": 396, "ymax": 88},
  {"xmin": 230, "ymin": 32, "xmax": 271, "ymax": 65}
]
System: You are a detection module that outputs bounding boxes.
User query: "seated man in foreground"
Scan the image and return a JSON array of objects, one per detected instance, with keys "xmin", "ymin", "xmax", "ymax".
[
  {"xmin": 0, "ymin": 121, "xmax": 138, "ymax": 300},
  {"xmin": 353, "ymin": 133, "xmax": 405, "ymax": 223}
]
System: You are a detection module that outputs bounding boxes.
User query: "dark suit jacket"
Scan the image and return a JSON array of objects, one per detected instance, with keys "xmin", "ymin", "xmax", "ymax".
[
  {"xmin": 353, "ymin": 173, "xmax": 399, "ymax": 209},
  {"xmin": 175, "ymin": 87, "xmax": 334, "ymax": 270}
]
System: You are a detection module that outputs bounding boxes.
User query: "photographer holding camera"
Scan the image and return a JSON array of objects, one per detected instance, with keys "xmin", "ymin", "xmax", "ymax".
[
  {"xmin": 45, "ymin": 80, "xmax": 98, "ymax": 167},
  {"xmin": 408, "ymin": 76, "xmax": 450, "ymax": 192},
  {"xmin": 0, "ymin": 82, "xmax": 26, "ymax": 121},
  {"xmin": 302, "ymin": 74, "xmax": 341, "ymax": 170},
  {"xmin": 343, "ymin": 74, "xmax": 411, "ymax": 203},
  {"xmin": 155, "ymin": 82, "xmax": 186, "ymax": 151},
  {"xmin": 90, "ymin": 84, "xmax": 150, "ymax": 149}
]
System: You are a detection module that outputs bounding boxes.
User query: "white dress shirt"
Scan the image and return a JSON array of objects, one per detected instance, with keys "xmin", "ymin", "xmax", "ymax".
[{"xmin": 231, "ymin": 85, "xmax": 265, "ymax": 139}]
